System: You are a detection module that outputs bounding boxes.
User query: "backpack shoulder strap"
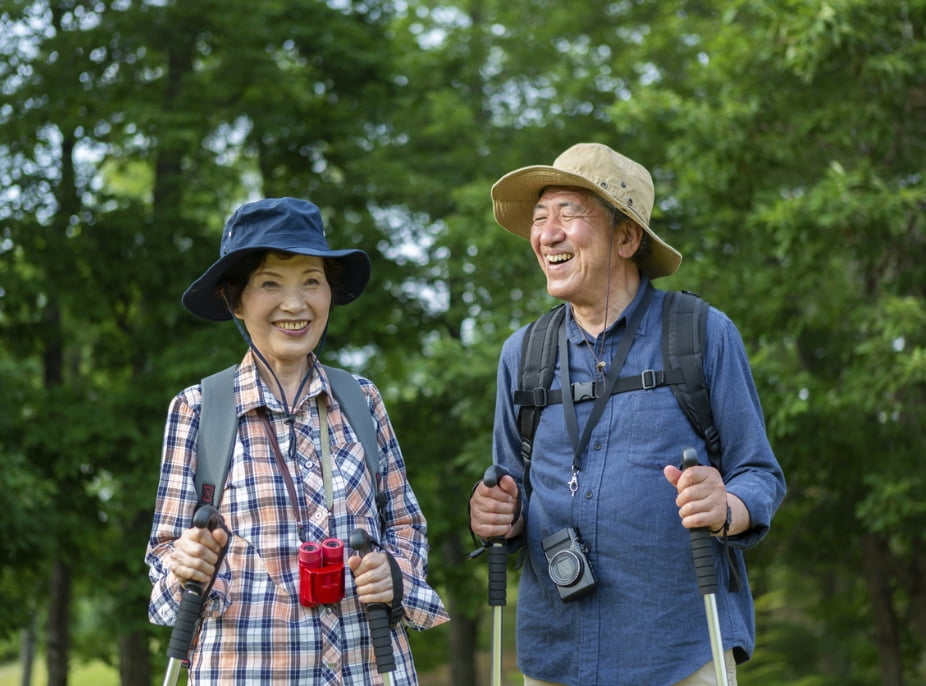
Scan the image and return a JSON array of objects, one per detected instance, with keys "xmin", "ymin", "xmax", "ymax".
[
  {"xmin": 662, "ymin": 290, "xmax": 722, "ymax": 462},
  {"xmin": 195, "ymin": 364, "xmax": 385, "ymax": 514},
  {"xmin": 195, "ymin": 364, "xmax": 239, "ymax": 509},
  {"xmin": 322, "ymin": 364, "xmax": 386, "ymax": 511},
  {"xmin": 513, "ymin": 304, "xmax": 567, "ymax": 496}
]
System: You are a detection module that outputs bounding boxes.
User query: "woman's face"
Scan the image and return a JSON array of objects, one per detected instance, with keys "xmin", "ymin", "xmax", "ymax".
[{"xmin": 233, "ymin": 252, "xmax": 332, "ymax": 368}]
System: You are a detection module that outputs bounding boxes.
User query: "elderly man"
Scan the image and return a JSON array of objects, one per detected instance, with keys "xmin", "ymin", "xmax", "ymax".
[{"xmin": 470, "ymin": 143, "xmax": 785, "ymax": 686}]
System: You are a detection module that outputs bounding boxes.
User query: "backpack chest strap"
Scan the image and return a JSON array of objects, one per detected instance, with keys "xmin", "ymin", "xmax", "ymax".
[{"xmin": 514, "ymin": 366, "xmax": 686, "ymax": 408}]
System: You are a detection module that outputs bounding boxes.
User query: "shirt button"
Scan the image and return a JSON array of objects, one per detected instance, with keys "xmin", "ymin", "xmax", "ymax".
[
  {"xmin": 593, "ymin": 441, "xmax": 602, "ymax": 450},
  {"xmin": 585, "ymin": 491, "xmax": 593, "ymax": 499}
]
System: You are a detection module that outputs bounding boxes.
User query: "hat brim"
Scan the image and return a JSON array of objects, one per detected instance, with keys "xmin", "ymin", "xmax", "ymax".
[
  {"xmin": 491, "ymin": 165, "xmax": 682, "ymax": 279},
  {"xmin": 182, "ymin": 247, "xmax": 371, "ymax": 321}
]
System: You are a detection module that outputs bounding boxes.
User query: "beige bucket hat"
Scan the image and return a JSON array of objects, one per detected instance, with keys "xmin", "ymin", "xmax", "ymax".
[{"xmin": 491, "ymin": 142, "xmax": 682, "ymax": 278}]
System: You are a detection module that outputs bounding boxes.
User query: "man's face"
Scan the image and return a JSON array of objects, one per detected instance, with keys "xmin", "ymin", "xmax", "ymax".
[{"xmin": 530, "ymin": 187, "xmax": 619, "ymax": 306}]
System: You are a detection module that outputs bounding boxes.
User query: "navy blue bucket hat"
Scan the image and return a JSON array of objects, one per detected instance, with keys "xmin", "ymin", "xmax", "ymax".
[{"xmin": 182, "ymin": 197, "xmax": 371, "ymax": 321}]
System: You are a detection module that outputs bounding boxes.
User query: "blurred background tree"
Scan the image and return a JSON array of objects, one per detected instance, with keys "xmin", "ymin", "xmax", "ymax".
[{"xmin": 0, "ymin": 1, "xmax": 923, "ymax": 685}]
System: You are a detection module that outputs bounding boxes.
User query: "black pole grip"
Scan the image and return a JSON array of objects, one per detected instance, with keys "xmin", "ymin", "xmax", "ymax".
[
  {"xmin": 166, "ymin": 584, "xmax": 205, "ymax": 660},
  {"xmin": 483, "ymin": 464, "xmax": 506, "ymax": 489},
  {"xmin": 681, "ymin": 447, "xmax": 718, "ymax": 596},
  {"xmin": 482, "ymin": 465, "xmax": 509, "ymax": 608},
  {"xmin": 165, "ymin": 505, "xmax": 226, "ymax": 661},
  {"xmin": 349, "ymin": 528, "xmax": 396, "ymax": 675},
  {"xmin": 366, "ymin": 602, "xmax": 396, "ymax": 673}
]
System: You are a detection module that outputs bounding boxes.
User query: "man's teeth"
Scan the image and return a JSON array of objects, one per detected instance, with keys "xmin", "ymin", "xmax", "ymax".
[
  {"xmin": 277, "ymin": 321, "xmax": 308, "ymax": 330},
  {"xmin": 547, "ymin": 253, "xmax": 574, "ymax": 263}
]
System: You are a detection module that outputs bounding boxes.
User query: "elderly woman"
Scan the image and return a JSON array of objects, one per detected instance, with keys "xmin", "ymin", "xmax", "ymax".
[{"xmin": 146, "ymin": 197, "xmax": 448, "ymax": 684}]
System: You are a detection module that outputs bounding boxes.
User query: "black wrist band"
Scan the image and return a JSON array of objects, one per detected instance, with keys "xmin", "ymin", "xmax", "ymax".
[
  {"xmin": 711, "ymin": 504, "xmax": 731, "ymax": 536},
  {"xmin": 384, "ymin": 551, "xmax": 405, "ymax": 626}
]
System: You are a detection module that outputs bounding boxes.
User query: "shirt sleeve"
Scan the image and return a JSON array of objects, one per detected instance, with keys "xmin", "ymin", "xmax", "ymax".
[
  {"xmin": 360, "ymin": 378, "xmax": 450, "ymax": 631},
  {"xmin": 145, "ymin": 390, "xmax": 231, "ymax": 626},
  {"xmin": 704, "ymin": 307, "xmax": 787, "ymax": 549},
  {"xmin": 491, "ymin": 327, "xmax": 532, "ymax": 551}
]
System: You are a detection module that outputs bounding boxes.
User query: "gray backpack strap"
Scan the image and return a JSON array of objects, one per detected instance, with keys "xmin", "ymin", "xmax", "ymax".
[
  {"xmin": 195, "ymin": 365, "xmax": 239, "ymax": 509},
  {"xmin": 322, "ymin": 365, "xmax": 385, "ymax": 511},
  {"xmin": 194, "ymin": 363, "xmax": 384, "ymax": 515}
]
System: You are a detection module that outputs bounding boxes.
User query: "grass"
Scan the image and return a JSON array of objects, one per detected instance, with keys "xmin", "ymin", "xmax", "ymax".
[
  {"xmin": 1, "ymin": 647, "xmax": 520, "ymax": 686},
  {"xmin": 0, "ymin": 602, "xmax": 521, "ymax": 685},
  {"xmin": 0, "ymin": 658, "xmax": 120, "ymax": 686},
  {"xmin": 0, "ymin": 657, "xmax": 520, "ymax": 686}
]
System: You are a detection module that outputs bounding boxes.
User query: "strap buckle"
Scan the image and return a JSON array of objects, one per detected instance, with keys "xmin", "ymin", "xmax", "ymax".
[
  {"xmin": 641, "ymin": 369, "xmax": 658, "ymax": 390},
  {"xmin": 572, "ymin": 381, "xmax": 597, "ymax": 402},
  {"xmin": 530, "ymin": 387, "xmax": 549, "ymax": 407}
]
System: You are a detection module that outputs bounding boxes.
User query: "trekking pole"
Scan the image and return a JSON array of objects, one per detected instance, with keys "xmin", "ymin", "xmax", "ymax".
[
  {"xmin": 482, "ymin": 464, "xmax": 510, "ymax": 686},
  {"xmin": 681, "ymin": 447, "xmax": 729, "ymax": 686},
  {"xmin": 349, "ymin": 528, "xmax": 395, "ymax": 686},
  {"xmin": 162, "ymin": 505, "xmax": 229, "ymax": 686}
]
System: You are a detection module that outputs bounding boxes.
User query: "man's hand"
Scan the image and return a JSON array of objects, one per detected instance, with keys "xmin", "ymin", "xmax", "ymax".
[
  {"xmin": 663, "ymin": 464, "xmax": 749, "ymax": 536},
  {"xmin": 470, "ymin": 474, "xmax": 523, "ymax": 540}
]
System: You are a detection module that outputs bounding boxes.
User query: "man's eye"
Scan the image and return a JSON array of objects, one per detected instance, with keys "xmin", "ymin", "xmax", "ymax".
[{"xmin": 532, "ymin": 215, "xmax": 547, "ymax": 223}]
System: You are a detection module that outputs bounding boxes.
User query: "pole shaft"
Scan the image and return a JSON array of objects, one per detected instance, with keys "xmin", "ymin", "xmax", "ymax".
[
  {"xmin": 703, "ymin": 594, "xmax": 728, "ymax": 685},
  {"xmin": 491, "ymin": 605, "xmax": 503, "ymax": 686},
  {"xmin": 161, "ymin": 658, "xmax": 182, "ymax": 686}
]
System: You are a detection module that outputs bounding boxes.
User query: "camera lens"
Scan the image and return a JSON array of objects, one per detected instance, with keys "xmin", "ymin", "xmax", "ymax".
[{"xmin": 548, "ymin": 550, "xmax": 583, "ymax": 586}]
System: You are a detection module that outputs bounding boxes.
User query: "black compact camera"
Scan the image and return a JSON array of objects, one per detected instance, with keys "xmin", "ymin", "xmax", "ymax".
[{"xmin": 542, "ymin": 527, "xmax": 598, "ymax": 602}]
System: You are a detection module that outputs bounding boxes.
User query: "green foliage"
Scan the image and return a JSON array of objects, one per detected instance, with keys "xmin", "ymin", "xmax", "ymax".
[{"xmin": 1, "ymin": 0, "xmax": 925, "ymax": 683}]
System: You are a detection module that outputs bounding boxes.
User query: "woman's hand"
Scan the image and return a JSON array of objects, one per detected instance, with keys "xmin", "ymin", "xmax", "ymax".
[
  {"xmin": 170, "ymin": 524, "xmax": 229, "ymax": 586},
  {"xmin": 348, "ymin": 551, "xmax": 394, "ymax": 604}
]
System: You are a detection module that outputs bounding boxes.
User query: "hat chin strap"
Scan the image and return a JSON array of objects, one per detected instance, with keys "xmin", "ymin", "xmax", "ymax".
[{"xmin": 230, "ymin": 315, "xmax": 319, "ymax": 425}]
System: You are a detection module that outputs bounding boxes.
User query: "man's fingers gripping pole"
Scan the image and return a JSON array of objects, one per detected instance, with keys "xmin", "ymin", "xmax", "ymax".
[
  {"xmin": 162, "ymin": 505, "xmax": 229, "ymax": 686},
  {"xmin": 483, "ymin": 465, "xmax": 510, "ymax": 686},
  {"xmin": 682, "ymin": 447, "xmax": 729, "ymax": 686}
]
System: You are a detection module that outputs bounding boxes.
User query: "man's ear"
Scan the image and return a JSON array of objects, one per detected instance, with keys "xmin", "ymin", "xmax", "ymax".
[{"xmin": 615, "ymin": 221, "xmax": 642, "ymax": 258}]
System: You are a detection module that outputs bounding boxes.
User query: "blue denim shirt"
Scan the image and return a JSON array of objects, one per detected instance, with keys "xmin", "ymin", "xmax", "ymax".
[{"xmin": 493, "ymin": 278, "xmax": 786, "ymax": 686}]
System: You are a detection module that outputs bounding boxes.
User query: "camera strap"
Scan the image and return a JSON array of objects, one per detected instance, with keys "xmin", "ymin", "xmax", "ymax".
[
  {"xmin": 559, "ymin": 284, "xmax": 654, "ymax": 495},
  {"xmin": 258, "ymin": 398, "xmax": 336, "ymax": 542}
]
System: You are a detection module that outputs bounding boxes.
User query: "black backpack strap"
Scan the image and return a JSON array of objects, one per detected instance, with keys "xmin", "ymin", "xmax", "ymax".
[
  {"xmin": 323, "ymin": 365, "xmax": 386, "ymax": 513},
  {"xmin": 195, "ymin": 365, "xmax": 239, "ymax": 510},
  {"xmin": 662, "ymin": 291, "xmax": 721, "ymax": 463},
  {"xmin": 514, "ymin": 293, "xmax": 721, "ymax": 484},
  {"xmin": 515, "ymin": 304, "xmax": 566, "ymax": 497}
]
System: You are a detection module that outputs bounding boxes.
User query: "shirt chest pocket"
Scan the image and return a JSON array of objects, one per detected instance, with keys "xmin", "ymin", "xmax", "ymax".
[{"xmin": 620, "ymin": 386, "xmax": 702, "ymax": 469}]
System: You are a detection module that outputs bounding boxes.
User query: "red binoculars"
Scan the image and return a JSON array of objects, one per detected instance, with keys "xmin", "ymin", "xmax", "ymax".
[{"xmin": 298, "ymin": 538, "xmax": 345, "ymax": 607}]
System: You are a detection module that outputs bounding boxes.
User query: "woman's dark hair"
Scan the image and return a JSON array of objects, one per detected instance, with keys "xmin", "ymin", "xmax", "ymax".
[{"xmin": 216, "ymin": 250, "xmax": 345, "ymax": 314}]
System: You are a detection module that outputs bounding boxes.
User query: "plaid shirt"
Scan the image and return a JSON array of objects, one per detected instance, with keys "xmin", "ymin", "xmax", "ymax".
[{"xmin": 146, "ymin": 351, "xmax": 448, "ymax": 684}]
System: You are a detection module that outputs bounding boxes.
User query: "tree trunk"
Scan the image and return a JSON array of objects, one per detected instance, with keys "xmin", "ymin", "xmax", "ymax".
[
  {"xmin": 860, "ymin": 533, "xmax": 904, "ymax": 686},
  {"xmin": 440, "ymin": 536, "xmax": 479, "ymax": 686},
  {"xmin": 449, "ymin": 611, "xmax": 479, "ymax": 686},
  {"xmin": 118, "ymin": 629, "xmax": 152, "ymax": 686},
  {"xmin": 46, "ymin": 558, "xmax": 72, "ymax": 686},
  {"xmin": 19, "ymin": 613, "xmax": 37, "ymax": 686}
]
